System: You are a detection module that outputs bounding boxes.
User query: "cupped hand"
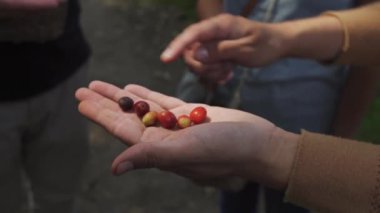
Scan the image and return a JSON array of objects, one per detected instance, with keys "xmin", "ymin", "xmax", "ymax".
[
  {"xmin": 75, "ymin": 80, "xmax": 274, "ymax": 145},
  {"xmin": 183, "ymin": 42, "xmax": 233, "ymax": 84},
  {"xmin": 161, "ymin": 14, "xmax": 290, "ymax": 82},
  {"xmin": 76, "ymin": 80, "xmax": 297, "ymax": 190},
  {"xmin": 0, "ymin": 0, "xmax": 60, "ymax": 9}
]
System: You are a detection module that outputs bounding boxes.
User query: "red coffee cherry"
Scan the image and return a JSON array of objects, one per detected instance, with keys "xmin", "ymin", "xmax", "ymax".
[
  {"xmin": 158, "ymin": 110, "xmax": 177, "ymax": 129},
  {"xmin": 134, "ymin": 101, "xmax": 150, "ymax": 117},
  {"xmin": 189, "ymin": 106, "xmax": 207, "ymax": 124}
]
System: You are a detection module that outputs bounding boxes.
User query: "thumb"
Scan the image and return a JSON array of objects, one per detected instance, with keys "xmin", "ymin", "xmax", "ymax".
[
  {"xmin": 111, "ymin": 140, "xmax": 179, "ymax": 176},
  {"xmin": 111, "ymin": 143, "xmax": 155, "ymax": 175}
]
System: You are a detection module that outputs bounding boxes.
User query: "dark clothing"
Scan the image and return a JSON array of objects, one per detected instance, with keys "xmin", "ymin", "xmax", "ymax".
[
  {"xmin": 221, "ymin": 183, "xmax": 309, "ymax": 213},
  {"xmin": 220, "ymin": 183, "xmax": 260, "ymax": 213},
  {"xmin": 0, "ymin": 0, "xmax": 90, "ymax": 101}
]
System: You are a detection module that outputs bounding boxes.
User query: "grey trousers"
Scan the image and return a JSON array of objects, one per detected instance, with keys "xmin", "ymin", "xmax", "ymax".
[{"xmin": 0, "ymin": 67, "xmax": 89, "ymax": 213}]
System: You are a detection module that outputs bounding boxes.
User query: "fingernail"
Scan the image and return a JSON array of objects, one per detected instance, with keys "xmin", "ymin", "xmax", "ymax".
[
  {"xmin": 226, "ymin": 72, "xmax": 234, "ymax": 81},
  {"xmin": 194, "ymin": 47, "xmax": 209, "ymax": 62},
  {"xmin": 114, "ymin": 161, "xmax": 134, "ymax": 175},
  {"xmin": 161, "ymin": 48, "xmax": 173, "ymax": 60}
]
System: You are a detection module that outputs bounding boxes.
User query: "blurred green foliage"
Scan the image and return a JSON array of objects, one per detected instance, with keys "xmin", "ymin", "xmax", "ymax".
[
  {"xmin": 144, "ymin": 0, "xmax": 196, "ymax": 21},
  {"xmin": 357, "ymin": 96, "xmax": 380, "ymax": 144}
]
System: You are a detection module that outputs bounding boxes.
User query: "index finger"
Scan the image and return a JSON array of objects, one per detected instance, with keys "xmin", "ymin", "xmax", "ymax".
[{"xmin": 160, "ymin": 14, "xmax": 235, "ymax": 63}]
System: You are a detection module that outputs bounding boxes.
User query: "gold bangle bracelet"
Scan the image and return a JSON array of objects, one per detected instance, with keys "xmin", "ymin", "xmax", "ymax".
[{"xmin": 320, "ymin": 12, "xmax": 350, "ymax": 64}]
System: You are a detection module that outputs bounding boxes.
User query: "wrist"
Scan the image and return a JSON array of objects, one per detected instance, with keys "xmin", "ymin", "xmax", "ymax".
[
  {"xmin": 197, "ymin": 0, "xmax": 223, "ymax": 19},
  {"xmin": 278, "ymin": 16, "xmax": 344, "ymax": 61},
  {"xmin": 266, "ymin": 127, "xmax": 300, "ymax": 191},
  {"xmin": 265, "ymin": 22, "xmax": 296, "ymax": 60},
  {"xmin": 242, "ymin": 124, "xmax": 300, "ymax": 191}
]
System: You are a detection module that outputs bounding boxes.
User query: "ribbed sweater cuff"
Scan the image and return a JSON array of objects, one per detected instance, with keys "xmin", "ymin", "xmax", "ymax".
[{"xmin": 285, "ymin": 130, "xmax": 380, "ymax": 212}]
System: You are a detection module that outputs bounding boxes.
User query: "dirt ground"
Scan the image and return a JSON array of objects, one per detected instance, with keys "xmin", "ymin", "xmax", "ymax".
[{"xmin": 78, "ymin": 1, "xmax": 220, "ymax": 212}]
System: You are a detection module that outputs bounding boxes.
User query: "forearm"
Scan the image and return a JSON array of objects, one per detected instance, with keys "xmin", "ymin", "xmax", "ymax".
[
  {"xmin": 276, "ymin": 15, "xmax": 344, "ymax": 62},
  {"xmin": 161, "ymin": 2, "xmax": 380, "ymax": 66},
  {"xmin": 326, "ymin": 2, "xmax": 380, "ymax": 65},
  {"xmin": 197, "ymin": 0, "xmax": 223, "ymax": 20},
  {"xmin": 331, "ymin": 66, "xmax": 380, "ymax": 138},
  {"xmin": 277, "ymin": 2, "xmax": 380, "ymax": 65}
]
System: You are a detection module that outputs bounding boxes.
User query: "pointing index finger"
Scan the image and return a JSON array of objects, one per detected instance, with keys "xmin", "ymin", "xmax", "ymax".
[{"xmin": 160, "ymin": 14, "xmax": 234, "ymax": 63}]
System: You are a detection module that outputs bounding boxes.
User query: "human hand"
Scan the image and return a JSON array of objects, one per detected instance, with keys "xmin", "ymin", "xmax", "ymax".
[
  {"xmin": 161, "ymin": 14, "xmax": 291, "ymax": 83},
  {"xmin": 183, "ymin": 42, "xmax": 233, "ymax": 85},
  {"xmin": 76, "ymin": 80, "xmax": 299, "ymax": 190},
  {"xmin": 0, "ymin": 0, "xmax": 60, "ymax": 9},
  {"xmin": 76, "ymin": 80, "xmax": 274, "ymax": 145}
]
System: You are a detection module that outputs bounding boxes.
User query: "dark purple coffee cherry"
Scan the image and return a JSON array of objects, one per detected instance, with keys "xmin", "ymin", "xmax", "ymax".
[{"xmin": 118, "ymin": 96, "xmax": 134, "ymax": 112}]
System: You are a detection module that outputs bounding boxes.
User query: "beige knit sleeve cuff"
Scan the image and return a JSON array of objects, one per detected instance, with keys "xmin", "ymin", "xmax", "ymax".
[{"xmin": 284, "ymin": 130, "xmax": 380, "ymax": 212}]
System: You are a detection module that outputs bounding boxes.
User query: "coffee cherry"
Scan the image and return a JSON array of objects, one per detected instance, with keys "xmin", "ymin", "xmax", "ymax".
[
  {"xmin": 142, "ymin": 111, "xmax": 158, "ymax": 127},
  {"xmin": 177, "ymin": 115, "xmax": 192, "ymax": 129},
  {"xmin": 190, "ymin": 106, "xmax": 207, "ymax": 124},
  {"xmin": 158, "ymin": 110, "xmax": 177, "ymax": 129},
  {"xmin": 134, "ymin": 101, "xmax": 150, "ymax": 117},
  {"xmin": 118, "ymin": 96, "xmax": 134, "ymax": 112}
]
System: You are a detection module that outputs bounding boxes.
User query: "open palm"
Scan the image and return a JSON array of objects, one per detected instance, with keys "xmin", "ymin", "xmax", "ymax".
[
  {"xmin": 75, "ymin": 81, "xmax": 292, "ymax": 189},
  {"xmin": 76, "ymin": 80, "xmax": 273, "ymax": 146}
]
